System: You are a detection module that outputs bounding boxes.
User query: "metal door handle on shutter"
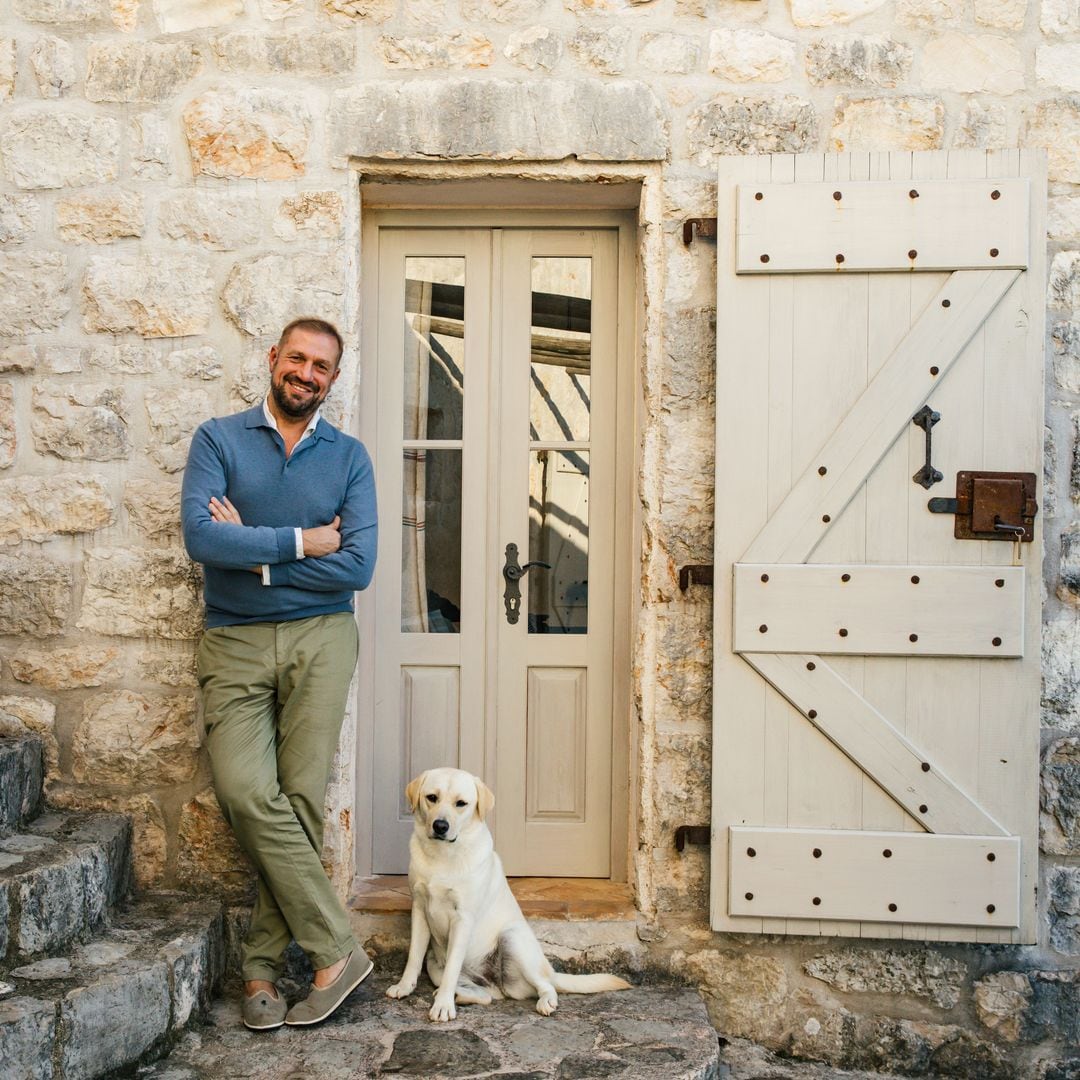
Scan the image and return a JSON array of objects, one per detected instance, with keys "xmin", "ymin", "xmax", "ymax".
[{"xmin": 502, "ymin": 543, "xmax": 551, "ymax": 625}]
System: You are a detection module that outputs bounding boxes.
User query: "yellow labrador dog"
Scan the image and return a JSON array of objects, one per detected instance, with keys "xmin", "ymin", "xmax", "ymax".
[{"xmin": 387, "ymin": 767, "xmax": 631, "ymax": 1022}]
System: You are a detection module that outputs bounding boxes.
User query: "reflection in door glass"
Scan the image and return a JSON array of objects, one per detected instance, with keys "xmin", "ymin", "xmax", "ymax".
[
  {"xmin": 402, "ymin": 448, "xmax": 462, "ymax": 633},
  {"xmin": 404, "ymin": 257, "xmax": 465, "ymax": 441},
  {"xmin": 528, "ymin": 450, "xmax": 588, "ymax": 634},
  {"xmin": 530, "ymin": 258, "xmax": 591, "ymax": 443}
]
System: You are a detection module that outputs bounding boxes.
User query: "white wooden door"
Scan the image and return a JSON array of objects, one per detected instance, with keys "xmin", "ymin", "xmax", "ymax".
[
  {"xmin": 711, "ymin": 150, "xmax": 1045, "ymax": 943},
  {"xmin": 368, "ymin": 225, "xmax": 620, "ymax": 876}
]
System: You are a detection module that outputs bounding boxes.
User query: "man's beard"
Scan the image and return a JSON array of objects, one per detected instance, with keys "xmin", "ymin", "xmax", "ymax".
[{"xmin": 271, "ymin": 376, "xmax": 324, "ymax": 420}]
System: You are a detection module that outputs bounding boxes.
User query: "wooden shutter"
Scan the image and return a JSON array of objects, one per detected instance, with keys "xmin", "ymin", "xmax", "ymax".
[{"xmin": 711, "ymin": 151, "xmax": 1045, "ymax": 943}]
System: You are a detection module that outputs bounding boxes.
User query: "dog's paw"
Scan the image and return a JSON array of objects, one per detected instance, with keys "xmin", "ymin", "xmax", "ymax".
[
  {"xmin": 535, "ymin": 992, "xmax": 558, "ymax": 1016},
  {"xmin": 386, "ymin": 980, "xmax": 415, "ymax": 999},
  {"xmin": 429, "ymin": 996, "xmax": 457, "ymax": 1022}
]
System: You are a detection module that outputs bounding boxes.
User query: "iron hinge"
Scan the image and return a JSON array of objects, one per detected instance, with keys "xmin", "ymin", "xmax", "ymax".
[
  {"xmin": 678, "ymin": 564, "xmax": 714, "ymax": 591},
  {"xmin": 683, "ymin": 218, "xmax": 718, "ymax": 246},
  {"xmin": 675, "ymin": 825, "xmax": 711, "ymax": 852}
]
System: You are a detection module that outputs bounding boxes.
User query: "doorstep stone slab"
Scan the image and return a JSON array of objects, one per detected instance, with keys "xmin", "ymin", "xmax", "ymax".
[{"xmin": 138, "ymin": 971, "xmax": 719, "ymax": 1079}]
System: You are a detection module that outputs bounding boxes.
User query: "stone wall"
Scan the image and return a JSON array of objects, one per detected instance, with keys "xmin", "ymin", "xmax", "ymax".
[{"xmin": 0, "ymin": 0, "xmax": 1078, "ymax": 1073}]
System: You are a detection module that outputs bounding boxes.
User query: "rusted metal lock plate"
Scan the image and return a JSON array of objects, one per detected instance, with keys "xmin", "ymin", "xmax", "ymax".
[{"xmin": 955, "ymin": 470, "xmax": 1038, "ymax": 542}]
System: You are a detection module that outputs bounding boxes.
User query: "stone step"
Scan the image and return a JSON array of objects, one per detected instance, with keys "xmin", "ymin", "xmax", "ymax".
[
  {"xmin": 0, "ymin": 811, "xmax": 132, "ymax": 965},
  {"xmin": 0, "ymin": 891, "xmax": 225, "ymax": 1080},
  {"xmin": 137, "ymin": 969, "xmax": 719, "ymax": 1079},
  {"xmin": 718, "ymin": 1039, "xmax": 908, "ymax": 1078},
  {"xmin": 0, "ymin": 737, "xmax": 44, "ymax": 834}
]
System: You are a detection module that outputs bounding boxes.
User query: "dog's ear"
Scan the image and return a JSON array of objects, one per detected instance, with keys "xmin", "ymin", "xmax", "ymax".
[
  {"xmin": 405, "ymin": 772, "xmax": 426, "ymax": 812},
  {"xmin": 474, "ymin": 777, "xmax": 495, "ymax": 820}
]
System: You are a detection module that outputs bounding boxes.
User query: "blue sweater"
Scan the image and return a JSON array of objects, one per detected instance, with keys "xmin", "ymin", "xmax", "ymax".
[{"xmin": 181, "ymin": 405, "xmax": 377, "ymax": 628}]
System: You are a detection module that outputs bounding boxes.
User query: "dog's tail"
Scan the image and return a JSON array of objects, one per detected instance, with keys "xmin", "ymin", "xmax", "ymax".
[{"xmin": 551, "ymin": 972, "xmax": 632, "ymax": 995}]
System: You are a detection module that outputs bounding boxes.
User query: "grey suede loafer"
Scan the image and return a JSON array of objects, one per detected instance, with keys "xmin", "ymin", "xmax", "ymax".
[
  {"xmin": 242, "ymin": 988, "xmax": 287, "ymax": 1031},
  {"xmin": 284, "ymin": 951, "xmax": 374, "ymax": 1027}
]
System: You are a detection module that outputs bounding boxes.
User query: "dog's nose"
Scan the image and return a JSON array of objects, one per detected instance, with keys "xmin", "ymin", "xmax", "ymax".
[{"xmin": 432, "ymin": 818, "xmax": 449, "ymax": 836}]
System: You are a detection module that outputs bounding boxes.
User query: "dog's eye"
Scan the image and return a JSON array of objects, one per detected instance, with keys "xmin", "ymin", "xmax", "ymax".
[
  {"xmin": 455, "ymin": 800, "xmax": 468, "ymax": 808},
  {"xmin": 425, "ymin": 794, "xmax": 438, "ymax": 803}
]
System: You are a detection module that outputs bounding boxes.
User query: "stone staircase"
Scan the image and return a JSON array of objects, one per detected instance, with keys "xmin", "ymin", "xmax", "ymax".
[{"xmin": 0, "ymin": 735, "xmax": 224, "ymax": 1079}]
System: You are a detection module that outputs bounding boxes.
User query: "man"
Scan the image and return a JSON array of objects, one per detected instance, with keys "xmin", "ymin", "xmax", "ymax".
[{"xmin": 181, "ymin": 318, "xmax": 377, "ymax": 1030}]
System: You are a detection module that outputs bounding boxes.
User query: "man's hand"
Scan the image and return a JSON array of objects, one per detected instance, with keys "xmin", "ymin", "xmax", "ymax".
[
  {"xmin": 302, "ymin": 516, "xmax": 341, "ymax": 557},
  {"xmin": 209, "ymin": 496, "xmax": 244, "ymax": 525}
]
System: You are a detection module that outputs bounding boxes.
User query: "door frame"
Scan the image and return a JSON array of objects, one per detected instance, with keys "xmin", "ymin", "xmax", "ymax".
[{"xmin": 355, "ymin": 206, "xmax": 639, "ymax": 882}]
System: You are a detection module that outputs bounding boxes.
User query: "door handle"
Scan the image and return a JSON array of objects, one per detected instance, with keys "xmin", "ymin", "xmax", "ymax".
[{"xmin": 503, "ymin": 543, "xmax": 551, "ymax": 625}]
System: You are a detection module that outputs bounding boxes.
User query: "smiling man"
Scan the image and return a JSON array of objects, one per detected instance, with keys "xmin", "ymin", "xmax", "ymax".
[{"xmin": 181, "ymin": 318, "xmax": 377, "ymax": 1030}]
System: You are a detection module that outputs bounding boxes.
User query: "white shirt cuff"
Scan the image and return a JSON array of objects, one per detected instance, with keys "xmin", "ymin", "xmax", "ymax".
[
  {"xmin": 295, "ymin": 527, "xmax": 305, "ymax": 560},
  {"xmin": 261, "ymin": 564, "xmax": 271, "ymax": 586}
]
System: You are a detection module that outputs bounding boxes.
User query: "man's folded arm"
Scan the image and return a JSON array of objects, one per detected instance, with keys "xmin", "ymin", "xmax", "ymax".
[{"xmin": 181, "ymin": 424, "xmax": 300, "ymax": 570}]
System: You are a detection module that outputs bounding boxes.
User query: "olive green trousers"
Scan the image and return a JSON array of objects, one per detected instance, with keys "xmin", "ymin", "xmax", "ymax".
[{"xmin": 197, "ymin": 612, "xmax": 359, "ymax": 983}]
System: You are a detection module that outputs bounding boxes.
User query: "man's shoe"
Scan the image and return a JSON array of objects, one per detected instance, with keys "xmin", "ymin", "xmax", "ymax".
[
  {"xmin": 284, "ymin": 951, "xmax": 374, "ymax": 1026},
  {"xmin": 242, "ymin": 988, "xmax": 287, "ymax": 1031}
]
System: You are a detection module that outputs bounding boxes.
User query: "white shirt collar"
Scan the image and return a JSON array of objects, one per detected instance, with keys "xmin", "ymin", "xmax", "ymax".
[{"xmin": 262, "ymin": 396, "xmax": 321, "ymax": 441}]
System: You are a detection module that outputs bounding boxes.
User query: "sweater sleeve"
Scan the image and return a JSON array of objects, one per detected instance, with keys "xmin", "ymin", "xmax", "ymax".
[
  {"xmin": 267, "ymin": 443, "xmax": 378, "ymax": 592},
  {"xmin": 181, "ymin": 422, "xmax": 301, "ymax": 570}
]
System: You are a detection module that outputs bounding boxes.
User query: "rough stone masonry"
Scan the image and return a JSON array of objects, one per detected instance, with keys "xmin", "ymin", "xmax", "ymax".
[{"xmin": 0, "ymin": 0, "xmax": 1079, "ymax": 1075}]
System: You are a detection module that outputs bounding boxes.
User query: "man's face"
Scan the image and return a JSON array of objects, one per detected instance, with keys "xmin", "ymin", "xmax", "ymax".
[{"xmin": 268, "ymin": 327, "xmax": 341, "ymax": 421}]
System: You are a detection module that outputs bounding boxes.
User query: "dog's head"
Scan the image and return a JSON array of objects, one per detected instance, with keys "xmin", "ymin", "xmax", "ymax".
[{"xmin": 404, "ymin": 767, "xmax": 495, "ymax": 843}]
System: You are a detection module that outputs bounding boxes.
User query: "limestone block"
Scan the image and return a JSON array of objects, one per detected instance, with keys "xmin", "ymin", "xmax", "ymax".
[
  {"xmin": 56, "ymin": 191, "xmax": 143, "ymax": 244},
  {"xmin": 688, "ymin": 94, "xmax": 817, "ymax": 161},
  {"xmin": 86, "ymin": 40, "xmax": 201, "ymax": 103},
  {"xmin": 922, "ymin": 33, "xmax": 1024, "ymax": 94},
  {"xmin": 260, "ymin": 0, "xmax": 305, "ymax": 17},
  {"xmin": 137, "ymin": 646, "xmax": 196, "ymax": 687},
  {"xmin": 0, "ymin": 475, "xmax": 114, "ymax": 545},
  {"xmin": 1049, "ymin": 251, "xmax": 1080, "ymax": 312},
  {"xmin": 1043, "ymin": 607, "xmax": 1080, "ymax": 729},
  {"xmin": 111, "ymin": 0, "xmax": 137, "ymax": 30},
  {"xmin": 0, "ymin": 252, "xmax": 68, "ymax": 335},
  {"xmin": 1042, "ymin": 0, "xmax": 1080, "ymax": 32},
  {"xmin": 1, "ymin": 344, "xmax": 82, "ymax": 374},
  {"xmin": 329, "ymin": 79, "xmax": 668, "ymax": 162},
  {"xmin": 231, "ymin": 343, "xmax": 272, "ymax": 406},
  {"xmin": 0, "ymin": 383, "xmax": 13, "ymax": 469},
  {"xmin": 274, "ymin": 191, "xmax": 344, "ymax": 241},
  {"xmin": 89, "ymin": 343, "xmax": 162, "ymax": 375},
  {"xmin": 153, "ymin": 0, "xmax": 242, "ymax": 31},
  {"xmin": 73, "ymin": 690, "xmax": 199, "ymax": 785},
  {"xmin": 0, "ymin": 696, "xmax": 59, "ymax": 774},
  {"xmin": 168, "ymin": 345, "xmax": 223, "ymax": 380},
  {"xmin": 975, "ymin": 0, "xmax": 1027, "ymax": 27},
  {"xmin": 805, "ymin": 948, "xmax": 966, "ymax": 1009},
  {"xmin": 0, "ymin": 38, "xmax": 15, "ymax": 102},
  {"xmin": 954, "ymin": 99, "xmax": 1009, "ymax": 149},
  {"xmin": 461, "ymin": 0, "xmax": 545, "ymax": 16},
  {"xmin": 805, "ymin": 35, "xmax": 912, "ymax": 87},
  {"xmin": 973, "ymin": 972, "xmax": 1031, "ymax": 1042},
  {"xmin": 222, "ymin": 252, "xmax": 346, "ymax": 336},
  {"xmin": 183, "ymin": 89, "xmax": 310, "ymax": 180},
  {"xmin": 323, "ymin": 0, "xmax": 395, "ymax": 22},
  {"xmin": 1041, "ymin": 735, "xmax": 1080, "ymax": 854},
  {"xmin": 130, "ymin": 112, "xmax": 170, "ymax": 179},
  {"xmin": 831, "ymin": 96, "xmax": 945, "ymax": 151},
  {"xmin": 13, "ymin": 0, "xmax": 111, "ymax": 24},
  {"xmin": 29, "ymin": 36, "xmax": 76, "ymax": 98},
  {"xmin": 1026, "ymin": 970, "xmax": 1080, "ymax": 1042},
  {"xmin": 124, "ymin": 478, "xmax": 181, "ymax": 539},
  {"xmin": 897, "ymin": 0, "xmax": 966, "ymax": 25},
  {"xmin": 213, "ymin": 31, "xmax": 355, "ymax": 76},
  {"xmin": 0, "ymin": 110, "xmax": 120, "ymax": 189},
  {"xmin": 8, "ymin": 645, "xmax": 123, "ymax": 689},
  {"xmin": 1053, "ymin": 322, "xmax": 1080, "ymax": 394},
  {"xmin": 0, "ymin": 557, "xmax": 71, "ymax": 637},
  {"xmin": 569, "ymin": 26, "xmax": 631, "ymax": 76},
  {"xmin": 0, "ymin": 194, "xmax": 38, "ymax": 245},
  {"xmin": 638, "ymin": 32, "xmax": 700, "ymax": 74},
  {"xmin": 504, "ymin": 26, "xmax": 562, "ymax": 72},
  {"xmin": 1049, "ymin": 196, "xmax": 1080, "ymax": 241},
  {"xmin": 790, "ymin": 0, "xmax": 888, "ymax": 24},
  {"xmin": 0, "ymin": 997, "xmax": 55, "ymax": 1079},
  {"xmin": 709, "ymin": 29, "xmax": 795, "ymax": 82},
  {"xmin": 145, "ymin": 387, "xmax": 212, "ymax": 474},
  {"xmin": 1038, "ymin": 45, "xmax": 1080, "ymax": 92},
  {"xmin": 672, "ymin": 950, "xmax": 787, "ymax": 1041},
  {"xmin": 77, "ymin": 548, "xmax": 203, "ymax": 640},
  {"xmin": 83, "ymin": 253, "xmax": 214, "ymax": 337},
  {"xmin": 1028, "ymin": 99, "xmax": 1080, "ymax": 185},
  {"xmin": 31, "ymin": 383, "xmax": 130, "ymax": 461},
  {"xmin": 158, "ymin": 191, "xmax": 263, "ymax": 251},
  {"xmin": 1048, "ymin": 867, "xmax": 1080, "ymax": 954},
  {"xmin": 177, "ymin": 788, "xmax": 254, "ymax": 900},
  {"xmin": 378, "ymin": 32, "xmax": 494, "ymax": 70}
]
